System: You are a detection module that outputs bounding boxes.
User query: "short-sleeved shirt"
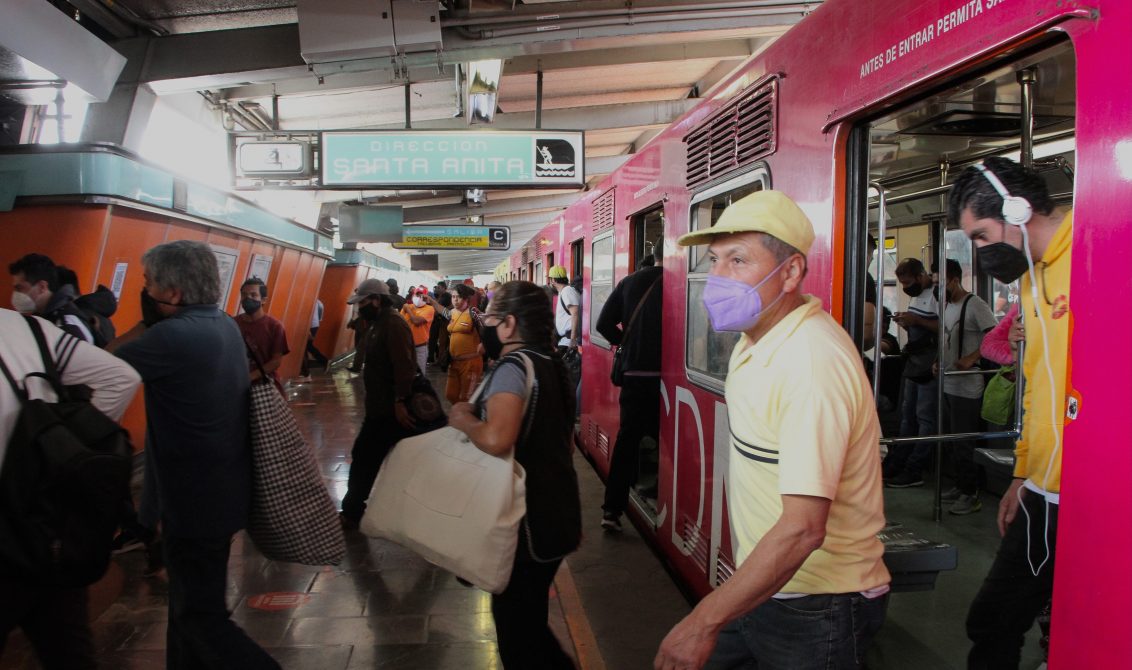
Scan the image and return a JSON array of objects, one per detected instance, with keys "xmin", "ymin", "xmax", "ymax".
[
  {"xmin": 555, "ymin": 285, "xmax": 581, "ymax": 345},
  {"xmin": 447, "ymin": 308, "xmax": 480, "ymax": 359},
  {"xmin": 401, "ymin": 303, "xmax": 435, "ymax": 346},
  {"xmin": 237, "ymin": 314, "xmax": 290, "ymax": 383},
  {"xmin": 905, "ymin": 289, "xmax": 939, "ymax": 347},
  {"xmin": 725, "ymin": 296, "xmax": 889, "ymax": 595},
  {"xmin": 942, "ymin": 294, "xmax": 998, "ymax": 398}
]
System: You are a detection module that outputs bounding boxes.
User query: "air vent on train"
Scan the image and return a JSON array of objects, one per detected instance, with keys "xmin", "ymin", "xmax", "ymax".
[
  {"xmin": 685, "ymin": 78, "xmax": 778, "ymax": 190},
  {"xmin": 715, "ymin": 554, "xmax": 736, "ymax": 586},
  {"xmin": 597, "ymin": 429, "xmax": 610, "ymax": 459},
  {"xmin": 592, "ymin": 189, "xmax": 616, "ymax": 233},
  {"xmin": 680, "ymin": 518, "xmax": 710, "ymax": 573},
  {"xmin": 521, "ymin": 246, "xmax": 530, "ymax": 264}
]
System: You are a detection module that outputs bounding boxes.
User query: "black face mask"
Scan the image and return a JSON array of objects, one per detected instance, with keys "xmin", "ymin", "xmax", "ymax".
[
  {"xmin": 241, "ymin": 298, "xmax": 262, "ymax": 314},
  {"xmin": 140, "ymin": 289, "xmax": 169, "ymax": 327},
  {"xmin": 481, "ymin": 323, "xmax": 504, "ymax": 360},
  {"xmin": 358, "ymin": 303, "xmax": 380, "ymax": 322},
  {"xmin": 977, "ymin": 242, "xmax": 1030, "ymax": 283},
  {"xmin": 902, "ymin": 283, "xmax": 924, "ymax": 298}
]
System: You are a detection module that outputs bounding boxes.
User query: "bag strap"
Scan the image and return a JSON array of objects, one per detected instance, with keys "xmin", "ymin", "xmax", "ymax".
[
  {"xmin": 0, "ymin": 349, "xmax": 24, "ymax": 401},
  {"xmin": 619, "ymin": 275, "xmax": 662, "ymax": 347},
  {"xmin": 469, "ymin": 351, "xmax": 537, "ymax": 454},
  {"xmin": 955, "ymin": 294, "xmax": 974, "ymax": 362}
]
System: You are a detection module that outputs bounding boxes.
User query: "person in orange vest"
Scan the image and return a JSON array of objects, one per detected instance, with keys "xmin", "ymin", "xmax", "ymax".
[{"xmin": 400, "ymin": 285, "xmax": 435, "ymax": 373}]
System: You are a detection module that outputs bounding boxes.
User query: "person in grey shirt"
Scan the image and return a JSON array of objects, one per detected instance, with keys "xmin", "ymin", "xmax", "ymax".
[{"xmin": 938, "ymin": 259, "xmax": 998, "ymax": 515}]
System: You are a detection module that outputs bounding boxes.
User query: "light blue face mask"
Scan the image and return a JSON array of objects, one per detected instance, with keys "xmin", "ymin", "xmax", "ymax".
[{"xmin": 701, "ymin": 259, "xmax": 788, "ymax": 332}]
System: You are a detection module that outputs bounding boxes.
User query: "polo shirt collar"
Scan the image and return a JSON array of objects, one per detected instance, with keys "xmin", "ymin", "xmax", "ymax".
[{"xmin": 731, "ymin": 295, "xmax": 822, "ymax": 369}]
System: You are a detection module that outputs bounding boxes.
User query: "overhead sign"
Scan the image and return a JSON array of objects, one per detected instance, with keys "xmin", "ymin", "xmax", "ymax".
[
  {"xmin": 321, "ymin": 130, "xmax": 585, "ymax": 188},
  {"xmin": 236, "ymin": 141, "xmax": 312, "ymax": 177},
  {"xmin": 395, "ymin": 225, "xmax": 511, "ymax": 250}
]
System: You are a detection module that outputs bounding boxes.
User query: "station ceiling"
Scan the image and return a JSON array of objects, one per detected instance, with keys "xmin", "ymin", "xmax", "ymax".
[{"xmin": 9, "ymin": 0, "xmax": 819, "ymax": 274}]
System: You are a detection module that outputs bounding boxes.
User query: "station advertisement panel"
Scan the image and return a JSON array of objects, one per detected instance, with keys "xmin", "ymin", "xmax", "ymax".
[{"xmin": 320, "ymin": 130, "xmax": 584, "ymax": 188}]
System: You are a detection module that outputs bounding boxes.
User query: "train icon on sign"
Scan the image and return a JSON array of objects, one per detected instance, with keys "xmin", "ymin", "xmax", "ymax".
[{"xmin": 535, "ymin": 140, "xmax": 576, "ymax": 177}]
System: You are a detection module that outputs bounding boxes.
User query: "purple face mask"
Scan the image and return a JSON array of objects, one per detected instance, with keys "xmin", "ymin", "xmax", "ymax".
[
  {"xmin": 486, "ymin": 290, "xmax": 495, "ymax": 300},
  {"xmin": 701, "ymin": 259, "xmax": 788, "ymax": 332}
]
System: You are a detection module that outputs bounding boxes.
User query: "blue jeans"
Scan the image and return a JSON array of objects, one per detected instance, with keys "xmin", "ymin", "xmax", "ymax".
[
  {"xmin": 888, "ymin": 377, "xmax": 938, "ymax": 477},
  {"xmin": 706, "ymin": 593, "xmax": 888, "ymax": 669}
]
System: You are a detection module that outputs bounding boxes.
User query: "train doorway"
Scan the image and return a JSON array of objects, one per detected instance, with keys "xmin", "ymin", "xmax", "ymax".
[{"xmin": 850, "ymin": 38, "xmax": 1076, "ymax": 517}]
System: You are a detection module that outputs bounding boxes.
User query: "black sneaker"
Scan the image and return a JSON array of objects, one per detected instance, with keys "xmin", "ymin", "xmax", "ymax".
[
  {"xmin": 339, "ymin": 512, "xmax": 360, "ymax": 532},
  {"xmin": 885, "ymin": 472, "xmax": 925, "ymax": 488},
  {"xmin": 601, "ymin": 512, "xmax": 622, "ymax": 532},
  {"xmin": 144, "ymin": 539, "xmax": 164, "ymax": 576}
]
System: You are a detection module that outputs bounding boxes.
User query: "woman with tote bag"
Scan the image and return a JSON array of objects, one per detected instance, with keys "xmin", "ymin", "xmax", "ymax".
[{"xmin": 448, "ymin": 280, "xmax": 582, "ymax": 669}]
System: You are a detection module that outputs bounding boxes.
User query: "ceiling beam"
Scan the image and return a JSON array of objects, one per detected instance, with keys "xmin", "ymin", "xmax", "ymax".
[
  {"xmin": 365, "ymin": 98, "xmax": 697, "ymax": 131},
  {"xmin": 404, "ymin": 192, "xmax": 582, "ymax": 223}
]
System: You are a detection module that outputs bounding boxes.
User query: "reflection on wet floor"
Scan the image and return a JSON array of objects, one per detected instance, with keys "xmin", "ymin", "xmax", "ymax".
[{"xmin": 0, "ymin": 363, "xmax": 1047, "ymax": 669}]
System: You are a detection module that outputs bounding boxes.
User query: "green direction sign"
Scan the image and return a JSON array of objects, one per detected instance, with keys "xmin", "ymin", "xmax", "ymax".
[
  {"xmin": 321, "ymin": 130, "xmax": 584, "ymax": 188},
  {"xmin": 394, "ymin": 225, "xmax": 511, "ymax": 250}
]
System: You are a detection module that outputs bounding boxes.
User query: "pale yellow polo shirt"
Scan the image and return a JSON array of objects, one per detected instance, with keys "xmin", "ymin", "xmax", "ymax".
[{"xmin": 725, "ymin": 295, "xmax": 889, "ymax": 595}]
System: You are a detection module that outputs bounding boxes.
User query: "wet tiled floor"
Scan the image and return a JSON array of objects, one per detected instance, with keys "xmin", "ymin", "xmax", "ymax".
[
  {"xmin": 0, "ymin": 363, "xmax": 1046, "ymax": 669},
  {"xmin": 0, "ymin": 364, "xmax": 689, "ymax": 670}
]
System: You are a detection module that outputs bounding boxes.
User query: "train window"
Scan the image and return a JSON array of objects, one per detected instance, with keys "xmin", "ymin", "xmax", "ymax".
[
  {"xmin": 589, "ymin": 232, "xmax": 615, "ymax": 349},
  {"xmin": 685, "ymin": 168, "xmax": 770, "ymax": 390},
  {"xmin": 535, "ymin": 260, "xmax": 543, "ymax": 285}
]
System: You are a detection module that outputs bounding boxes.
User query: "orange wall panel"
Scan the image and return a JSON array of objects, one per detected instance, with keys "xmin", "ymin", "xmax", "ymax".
[{"xmin": 316, "ymin": 265, "xmax": 369, "ymax": 361}]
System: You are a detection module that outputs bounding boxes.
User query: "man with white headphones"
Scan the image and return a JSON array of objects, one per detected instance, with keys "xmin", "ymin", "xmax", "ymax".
[{"xmin": 948, "ymin": 156, "xmax": 1073, "ymax": 668}]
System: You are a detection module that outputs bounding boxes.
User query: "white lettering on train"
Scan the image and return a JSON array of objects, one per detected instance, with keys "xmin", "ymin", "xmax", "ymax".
[
  {"xmin": 708, "ymin": 399, "xmax": 731, "ymax": 588},
  {"xmin": 666, "ymin": 386, "xmax": 706, "ymax": 558},
  {"xmin": 858, "ymin": 0, "xmax": 1010, "ymax": 80}
]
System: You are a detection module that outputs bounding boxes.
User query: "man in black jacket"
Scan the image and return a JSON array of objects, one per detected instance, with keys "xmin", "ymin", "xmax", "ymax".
[
  {"xmin": 595, "ymin": 255, "xmax": 663, "ymax": 531},
  {"xmin": 339, "ymin": 278, "xmax": 419, "ymax": 530}
]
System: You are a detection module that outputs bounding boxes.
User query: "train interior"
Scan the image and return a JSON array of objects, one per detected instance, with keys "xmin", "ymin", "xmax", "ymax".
[{"xmin": 849, "ymin": 37, "xmax": 1076, "ymax": 666}]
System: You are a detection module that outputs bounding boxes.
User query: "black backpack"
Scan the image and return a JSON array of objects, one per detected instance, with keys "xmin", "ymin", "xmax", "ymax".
[
  {"xmin": 0, "ymin": 316, "xmax": 133, "ymax": 587},
  {"xmin": 73, "ymin": 284, "xmax": 118, "ymax": 348}
]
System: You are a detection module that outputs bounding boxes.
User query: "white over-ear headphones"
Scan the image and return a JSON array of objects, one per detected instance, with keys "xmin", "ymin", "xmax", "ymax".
[{"xmin": 974, "ymin": 162, "xmax": 1033, "ymax": 226}]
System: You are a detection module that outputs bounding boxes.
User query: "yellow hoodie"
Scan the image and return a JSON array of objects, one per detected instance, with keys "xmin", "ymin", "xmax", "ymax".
[{"xmin": 1014, "ymin": 210, "xmax": 1073, "ymax": 494}]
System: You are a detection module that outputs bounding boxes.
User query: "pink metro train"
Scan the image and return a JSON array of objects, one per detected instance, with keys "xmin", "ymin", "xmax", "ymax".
[{"xmin": 507, "ymin": 0, "xmax": 1130, "ymax": 666}]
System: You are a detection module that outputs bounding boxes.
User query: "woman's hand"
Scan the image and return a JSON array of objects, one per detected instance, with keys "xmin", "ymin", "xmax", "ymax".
[
  {"xmin": 1008, "ymin": 315, "xmax": 1025, "ymax": 345},
  {"xmin": 448, "ymin": 401, "xmax": 477, "ymax": 433}
]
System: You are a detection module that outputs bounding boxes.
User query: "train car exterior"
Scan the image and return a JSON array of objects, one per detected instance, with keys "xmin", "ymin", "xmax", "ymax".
[{"xmin": 511, "ymin": 0, "xmax": 1131, "ymax": 666}]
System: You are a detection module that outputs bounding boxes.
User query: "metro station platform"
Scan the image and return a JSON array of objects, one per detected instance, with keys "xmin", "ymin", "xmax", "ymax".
[{"xmin": 0, "ymin": 363, "xmax": 1043, "ymax": 670}]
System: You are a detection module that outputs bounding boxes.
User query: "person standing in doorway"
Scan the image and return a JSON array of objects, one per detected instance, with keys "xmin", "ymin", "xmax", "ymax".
[
  {"xmin": 595, "ymin": 254, "xmax": 663, "ymax": 532},
  {"xmin": 549, "ymin": 266, "xmax": 581, "ymax": 353}
]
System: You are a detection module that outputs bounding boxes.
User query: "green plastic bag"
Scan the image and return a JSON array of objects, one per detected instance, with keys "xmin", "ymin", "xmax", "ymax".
[{"xmin": 981, "ymin": 365, "xmax": 1016, "ymax": 425}]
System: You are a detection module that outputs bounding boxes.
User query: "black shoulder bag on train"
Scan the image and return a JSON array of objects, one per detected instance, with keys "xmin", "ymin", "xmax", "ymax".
[
  {"xmin": 610, "ymin": 276, "xmax": 661, "ymax": 387},
  {"xmin": 955, "ymin": 294, "xmax": 1000, "ymax": 374},
  {"xmin": 0, "ymin": 316, "xmax": 132, "ymax": 587}
]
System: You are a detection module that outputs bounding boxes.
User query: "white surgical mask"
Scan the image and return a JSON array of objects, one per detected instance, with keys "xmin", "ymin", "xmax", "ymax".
[
  {"xmin": 11, "ymin": 291, "xmax": 36, "ymax": 314},
  {"xmin": 412, "ymin": 296, "xmax": 424, "ymax": 308}
]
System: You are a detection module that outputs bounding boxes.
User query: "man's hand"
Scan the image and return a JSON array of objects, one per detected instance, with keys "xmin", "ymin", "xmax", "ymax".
[
  {"xmin": 1008, "ymin": 315, "xmax": 1025, "ymax": 346},
  {"xmin": 893, "ymin": 311, "xmax": 918, "ymax": 329},
  {"xmin": 998, "ymin": 478, "xmax": 1025, "ymax": 536},
  {"xmin": 394, "ymin": 401, "xmax": 417, "ymax": 430},
  {"xmin": 654, "ymin": 612, "xmax": 720, "ymax": 670}
]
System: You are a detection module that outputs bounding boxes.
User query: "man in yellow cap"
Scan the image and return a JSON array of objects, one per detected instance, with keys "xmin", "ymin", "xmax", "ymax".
[
  {"xmin": 654, "ymin": 190, "xmax": 889, "ymax": 670},
  {"xmin": 548, "ymin": 265, "xmax": 580, "ymax": 352}
]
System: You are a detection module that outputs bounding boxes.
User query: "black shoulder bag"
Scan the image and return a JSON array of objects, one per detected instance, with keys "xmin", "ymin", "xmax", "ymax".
[{"xmin": 610, "ymin": 276, "xmax": 661, "ymax": 387}]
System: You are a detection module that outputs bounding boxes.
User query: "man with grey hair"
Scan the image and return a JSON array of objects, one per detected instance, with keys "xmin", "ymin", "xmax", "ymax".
[{"xmin": 109, "ymin": 240, "xmax": 279, "ymax": 669}]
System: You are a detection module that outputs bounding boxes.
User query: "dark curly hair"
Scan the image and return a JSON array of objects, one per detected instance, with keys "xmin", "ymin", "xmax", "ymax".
[{"xmin": 947, "ymin": 156, "xmax": 1056, "ymax": 226}]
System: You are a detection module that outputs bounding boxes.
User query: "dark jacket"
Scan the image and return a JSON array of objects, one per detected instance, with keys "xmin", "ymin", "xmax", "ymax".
[
  {"xmin": 595, "ymin": 265, "xmax": 663, "ymax": 373},
  {"xmin": 483, "ymin": 350, "xmax": 581, "ymax": 562},
  {"xmin": 42, "ymin": 284, "xmax": 93, "ymax": 343},
  {"xmin": 114, "ymin": 305, "xmax": 251, "ymax": 538},
  {"xmin": 363, "ymin": 306, "xmax": 417, "ymax": 417}
]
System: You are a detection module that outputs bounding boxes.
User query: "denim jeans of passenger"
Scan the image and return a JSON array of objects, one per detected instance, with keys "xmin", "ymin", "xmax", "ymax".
[
  {"xmin": 164, "ymin": 534, "xmax": 280, "ymax": 670},
  {"xmin": 966, "ymin": 491, "xmax": 1058, "ymax": 669},
  {"xmin": 889, "ymin": 376, "xmax": 938, "ymax": 476},
  {"xmin": 705, "ymin": 592, "xmax": 888, "ymax": 669}
]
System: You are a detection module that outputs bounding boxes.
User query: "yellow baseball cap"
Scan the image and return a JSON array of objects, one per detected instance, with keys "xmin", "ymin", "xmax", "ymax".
[
  {"xmin": 676, "ymin": 190, "xmax": 815, "ymax": 254},
  {"xmin": 548, "ymin": 265, "xmax": 569, "ymax": 280}
]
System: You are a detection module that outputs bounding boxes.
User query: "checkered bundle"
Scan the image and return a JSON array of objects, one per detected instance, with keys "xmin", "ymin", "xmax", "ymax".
[{"xmin": 246, "ymin": 381, "xmax": 345, "ymax": 565}]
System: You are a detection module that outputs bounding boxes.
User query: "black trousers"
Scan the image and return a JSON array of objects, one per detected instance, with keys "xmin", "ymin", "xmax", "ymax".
[
  {"xmin": 966, "ymin": 490, "xmax": 1058, "ymax": 669},
  {"xmin": 0, "ymin": 580, "xmax": 95, "ymax": 670},
  {"xmin": 492, "ymin": 553, "xmax": 574, "ymax": 669},
  {"xmin": 603, "ymin": 376, "xmax": 660, "ymax": 516},
  {"xmin": 341, "ymin": 414, "xmax": 412, "ymax": 523},
  {"xmin": 164, "ymin": 534, "xmax": 279, "ymax": 670},
  {"xmin": 943, "ymin": 393, "xmax": 985, "ymax": 495},
  {"xmin": 301, "ymin": 327, "xmax": 328, "ymax": 375}
]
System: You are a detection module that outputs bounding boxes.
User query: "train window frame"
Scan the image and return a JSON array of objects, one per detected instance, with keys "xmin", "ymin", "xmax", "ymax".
[
  {"xmin": 684, "ymin": 165, "xmax": 772, "ymax": 393},
  {"xmin": 589, "ymin": 231, "xmax": 616, "ymax": 350}
]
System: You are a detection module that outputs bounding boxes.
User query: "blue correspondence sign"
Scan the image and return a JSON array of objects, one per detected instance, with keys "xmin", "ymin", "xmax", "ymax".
[{"xmin": 321, "ymin": 130, "xmax": 584, "ymax": 188}]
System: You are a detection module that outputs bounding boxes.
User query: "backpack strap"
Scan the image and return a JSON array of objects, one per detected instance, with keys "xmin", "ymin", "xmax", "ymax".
[
  {"xmin": 0, "ymin": 350, "xmax": 25, "ymax": 401},
  {"xmin": 955, "ymin": 294, "xmax": 974, "ymax": 362},
  {"xmin": 23, "ymin": 315, "xmax": 68, "ymax": 398}
]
